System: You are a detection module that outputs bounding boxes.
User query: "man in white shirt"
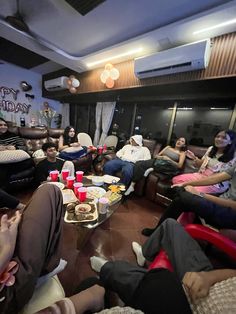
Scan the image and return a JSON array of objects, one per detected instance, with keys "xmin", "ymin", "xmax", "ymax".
[{"xmin": 103, "ymin": 135, "xmax": 151, "ymax": 186}]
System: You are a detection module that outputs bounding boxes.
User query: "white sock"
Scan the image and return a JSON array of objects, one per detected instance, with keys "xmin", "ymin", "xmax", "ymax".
[
  {"xmin": 124, "ymin": 182, "xmax": 135, "ymax": 196},
  {"xmin": 132, "ymin": 242, "xmax": 145, "ymax": 267},
  {"xmin": 90, "ymin": 256, "xmax": 108, "ymax": 272},
  {"xmin": 144, "ymin": 167, "xmax": 154, "ymax": 177}
]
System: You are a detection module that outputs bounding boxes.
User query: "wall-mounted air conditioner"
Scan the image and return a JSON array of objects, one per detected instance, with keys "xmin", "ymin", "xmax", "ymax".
[
  {"xmin": 44, "ymin": 76, "xmax": 68, "ymax": 91},
  {"xmin": 134, "ymin": 39, "xmax": 211, "ymax": 79}
]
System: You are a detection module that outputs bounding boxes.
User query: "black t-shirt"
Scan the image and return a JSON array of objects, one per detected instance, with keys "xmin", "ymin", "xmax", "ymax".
[{"xmin": 35, "ymin": 158, "xmax": 64, "ymax": 185}]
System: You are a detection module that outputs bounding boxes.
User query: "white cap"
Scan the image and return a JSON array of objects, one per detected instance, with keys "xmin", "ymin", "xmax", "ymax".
[{"xmin": 131, "ymin": 135, "xmax": 143, "ymax": 146}]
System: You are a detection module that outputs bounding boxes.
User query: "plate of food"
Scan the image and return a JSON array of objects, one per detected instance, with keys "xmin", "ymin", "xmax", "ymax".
[
  {"xmin": 86, "ymin": 186, "xmax": 106, "ymax": 199},
  {"xmin": 40, "ymin": 181, "xmax": 65, "ymax": 190},
  {"xmin": 64, "ymin": 201, "xmax": 98, "ymax": 223}
]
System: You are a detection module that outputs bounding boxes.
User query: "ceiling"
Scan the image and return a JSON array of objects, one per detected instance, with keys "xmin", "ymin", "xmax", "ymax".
[{"xmin": 0, "ymin": 0, "xmax": 236, "ymax": 74}]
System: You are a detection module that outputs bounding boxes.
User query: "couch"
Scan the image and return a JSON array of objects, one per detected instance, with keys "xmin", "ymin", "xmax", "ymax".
[
  {"xmin": 6, "ymin": 126, "xmax": 93, "ymax": 189},
  {"xmin": 94, "ymin": 139, "xmax": 208, "ymax": 200}
]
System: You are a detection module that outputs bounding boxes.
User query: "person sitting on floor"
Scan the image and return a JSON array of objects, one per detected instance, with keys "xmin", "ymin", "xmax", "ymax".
[
  {"xmin": 58, "ymin": 126, "xmax": 89, "ymax": 161},
  {"xmin": 142, "ymin": 160, "xmax": 236, "ymax": 237},
  {"xmin": 35, "ymin": 142, "xmax": 74, "ymax": 185},
  {"xmin": 125, "ymin": 137, "xmax": 186, "ymax": 196},
  {"xmin": 172, "ymin": 130, "xmax": 236, "ymax": 194},
  {"xmin": 0, "ymin": 188, "xmax": 25, "ymax": 211},
  {"xmin": 90, "ymin": 219, "xmax": 236, "ymax": 314},
  {"xmin": 0, "ymin": 184, "xmax": 65, "ymax": 313},
  {"xmin": 103, "ymin": 135, "xmax": 151, "ymax": 187}
]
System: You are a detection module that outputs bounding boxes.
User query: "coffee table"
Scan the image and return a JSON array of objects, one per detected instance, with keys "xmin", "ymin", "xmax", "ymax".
[{"xmin": 63, "ymin": 176, "xmax": 122, "ymax": 249}]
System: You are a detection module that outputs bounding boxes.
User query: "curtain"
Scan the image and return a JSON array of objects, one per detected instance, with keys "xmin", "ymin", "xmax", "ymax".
[
  {"xmin": 93, "ymin": 102, "xmax": 103, "ymax": 146},
  {"xmin": 99, "ymin": 102, "xmax": 116, "ymax": 145},
  {"xmin": 61, "ymin": 103, "xmax": 70, "ymax": 129}
]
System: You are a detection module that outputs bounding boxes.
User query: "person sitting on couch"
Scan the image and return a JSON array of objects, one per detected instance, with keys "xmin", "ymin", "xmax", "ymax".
[
  {"xmin": 103, "ymin": 135, "xmax": 151, "ymax": 187},
  {"xmin": 58, "ymin": 126, "xmax": 89, "ymax": 161},
  {"xmin": 35, "ymin": 142, "xmax": 74, "ymax": 185},
  {"xmin": 172, "ymin": 130, "xmax": 236, "ymax": 194},
  {"xmin": 125, "ymin": 137, "xmax": 186, "ymax": 196},
  {"xmin": 142, "ymin": 161, "xmax": 236, "ymax": 237},
  {"xmin": 0, "ymin": 118, "xmax": 33, "ymax": 188}
]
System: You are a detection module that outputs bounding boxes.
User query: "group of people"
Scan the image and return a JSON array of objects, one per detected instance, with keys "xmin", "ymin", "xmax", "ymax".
[
  {"xmin": 0, "ymin": 118, "xmax": 92, "ymax": 188},
  {"xmin": 1, "ymin": 120, "xmax": 236, "ymax": 313}
]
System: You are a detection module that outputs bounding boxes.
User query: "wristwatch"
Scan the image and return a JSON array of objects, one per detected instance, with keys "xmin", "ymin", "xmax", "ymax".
[{"xmin": 199, "ymin": 192, "xmax": 205, "ymax": 198}]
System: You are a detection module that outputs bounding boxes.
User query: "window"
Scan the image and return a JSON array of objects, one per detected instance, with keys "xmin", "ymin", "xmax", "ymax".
[{"xmin": 173, "ymin": 104, "xmax": 234, "ymax": 146}]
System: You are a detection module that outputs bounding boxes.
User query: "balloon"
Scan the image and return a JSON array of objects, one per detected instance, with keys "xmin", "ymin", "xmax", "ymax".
[
  {"xmin": 110, "ymin": 68, "xmax": 120, "ymax": 80},
  {"xmin": 67, "ymin": 79, "xmax": 72, "ymax": 87},
  {"xmin": 69, "ymin": 87, "xmax": 77, "ymax": 93},
  {"xmin": 105, "ymin": 63, "xmax": 113, "ymax": 71},
  {"xmin": 71, "ymin": 78, "xmax": 80, "ymax": 88},
  {"xmin": 105, "ymin": 77, "xmax": 115, "ymax": 89},
  {"xmin": 100, "ymin": 70, "xmax": 110, "ymax": 83},
  {"xmin": 20, "ymin": 81, "xmax": 32, "ymax": 91}
]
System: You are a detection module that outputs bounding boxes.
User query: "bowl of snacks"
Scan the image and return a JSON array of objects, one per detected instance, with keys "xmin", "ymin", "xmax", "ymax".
[
  {"xmin": 92, "ymin": 176, "xmax": 104, "ymax": 186},
  {"xmin": 75, "ymin": 204, "xmax": 91, "ymax": 215}
]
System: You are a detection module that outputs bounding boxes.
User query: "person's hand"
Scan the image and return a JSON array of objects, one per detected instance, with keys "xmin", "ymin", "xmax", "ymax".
[
  {"xmin": 70, "ymin": 142, "xmax": 81, "ymax": 147},
  {"xmin": 0, "ymin": 211, "xmax": 22, "ymax": 262},
  {"xmin": 171, "ymin": 183, "xmax": 184, "ymax": 188},
  {"xmin": 6, "ymin": 145, "xmax": 16, "ymax": 150},
  {"xmin": 186, "ymin": 150, "xmax": 196, "ymax": 160},
  {"xmin": 183, "ymin": 271, "xmax": 211, "ymax": 303},
  {"xmin": 184, "ymin": 185, "xmax": 200, "ymax": 195},
  {"xmin": 0, "ymin": 145, "xmax": 6, "ymax": 151},
  {"xmin": 47, "ymin": 176, "xmax": 52, "ymax": 181}
]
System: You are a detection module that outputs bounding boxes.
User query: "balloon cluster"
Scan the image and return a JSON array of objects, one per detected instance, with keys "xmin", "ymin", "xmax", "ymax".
[
  {"xmin": 100, "ymin": 63, "xmax": 120, "ymax": 89},
  {"xmin": 67, "ymin": 75, "xmax": 80, "ymax": 94}
]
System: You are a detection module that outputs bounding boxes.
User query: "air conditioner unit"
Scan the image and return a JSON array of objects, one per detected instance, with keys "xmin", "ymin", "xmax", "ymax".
[
  {"xmin": 44, "ymin": 76, "xmax": 68, "ymax": 91},
  {"xmin": 134, "ymin": 39, "xmax": 211, "ymax": 79}
]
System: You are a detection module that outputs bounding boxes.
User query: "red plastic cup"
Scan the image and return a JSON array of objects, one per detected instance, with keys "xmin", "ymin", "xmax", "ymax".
[
  {"xmin": 66, "ymin": 176, "xmax": 75, "ymax": 189},
  {"xmin": 61, "ymin": 169, "xmax": 70, "ymax": 181},
  {"xmin": 73, "ymin": 182, "xmax": 83, "ymax": 196},
  {"xmin": 49, "ymin": 170, "xmax": 59, "ymax": 182},
  {"xmin": 76, "ymin": 171, "xmax": 84, "ymax": 182},
  {"xmin": 98, "ymin": 146, "xmax": 103, "ymax": 155},
  {"xmin": 78, "ymin": 187, "xmax": 87, "ymax": 202}
]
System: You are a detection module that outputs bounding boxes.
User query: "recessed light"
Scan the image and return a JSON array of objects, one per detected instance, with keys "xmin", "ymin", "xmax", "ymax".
[
  {"xmin": 86, "ymin": 48, "xmax": 143, "ymax": 67},
  {"xmin": 193, "ymin": 19, "xmax": 236, "ymax": 35}
]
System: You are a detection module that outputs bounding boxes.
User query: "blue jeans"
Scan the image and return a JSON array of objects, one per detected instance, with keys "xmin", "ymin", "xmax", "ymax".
[{"xmin": 103, "ymin": 158, "xmax": 134, "ymax": 186}]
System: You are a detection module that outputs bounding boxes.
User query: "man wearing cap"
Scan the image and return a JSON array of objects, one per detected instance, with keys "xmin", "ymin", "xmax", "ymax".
[{"xmin": 103, "ymin": 135, "xmax": 151, "ymax": 186}]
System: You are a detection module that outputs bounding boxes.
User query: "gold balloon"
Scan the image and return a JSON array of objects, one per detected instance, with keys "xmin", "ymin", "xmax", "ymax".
[
  {"xmin": 105, "ymin": 63, "xmax": 113, "ymax": 71},
  {"xmin": 69, "ymin": 86, "xmax": 77, "ymax": 93}
]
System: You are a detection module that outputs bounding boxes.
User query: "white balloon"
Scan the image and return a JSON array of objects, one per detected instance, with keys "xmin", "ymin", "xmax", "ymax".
[
  {"xmin": 110, "ymin": 68, "xmax": 120, "ymax": 80},
  {"xmin": 71, "ymin": 78, "xmax": 80, "ymax": 88},
  {"xmin": 100, "ymin": 70, "xmax": 110, "ymax": 83}
]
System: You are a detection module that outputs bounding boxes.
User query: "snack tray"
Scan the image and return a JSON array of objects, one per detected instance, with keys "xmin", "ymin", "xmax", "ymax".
[{"xmin": 64, "ymin": 201, "xmax": 98, "ymax": 223}]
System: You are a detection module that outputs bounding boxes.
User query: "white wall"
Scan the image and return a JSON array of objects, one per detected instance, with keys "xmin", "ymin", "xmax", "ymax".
[{"xmin": 0, "ymin": 62, "xmax": 62, "ymax": 127}]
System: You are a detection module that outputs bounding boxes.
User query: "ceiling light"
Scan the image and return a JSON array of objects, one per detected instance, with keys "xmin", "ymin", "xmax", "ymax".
[
  {"xmin": 193, "ymin": 19, "xmax": 236, "ymax": 35},
  {"xmin": 210, "ymin": 107, "xmax": 230, "ymax": 110},
  {"xmin": 86, "ymin": 48, "xmax": 143, "ymax": 67}
]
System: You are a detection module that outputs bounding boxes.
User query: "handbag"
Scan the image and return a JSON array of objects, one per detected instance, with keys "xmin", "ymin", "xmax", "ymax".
[{"xmin": 153, "ymin": 159, "xmax": 180, "ymax": 177}]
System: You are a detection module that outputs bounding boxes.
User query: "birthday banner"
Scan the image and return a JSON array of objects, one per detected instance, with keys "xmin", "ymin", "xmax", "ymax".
[{"xmin": 0, "ymin": 86, "xmax": 31, "ymax": 114}]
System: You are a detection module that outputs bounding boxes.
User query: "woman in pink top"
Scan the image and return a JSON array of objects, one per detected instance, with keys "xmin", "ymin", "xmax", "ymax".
[{"xmin": 172, "ymin": 130, "xmax": 236, "ymax": 194}]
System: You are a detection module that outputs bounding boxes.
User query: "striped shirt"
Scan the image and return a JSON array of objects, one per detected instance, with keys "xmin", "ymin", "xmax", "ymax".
[{"xmin": 0, "ymin": 132, "xmax": 26, "ymax": 150}]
